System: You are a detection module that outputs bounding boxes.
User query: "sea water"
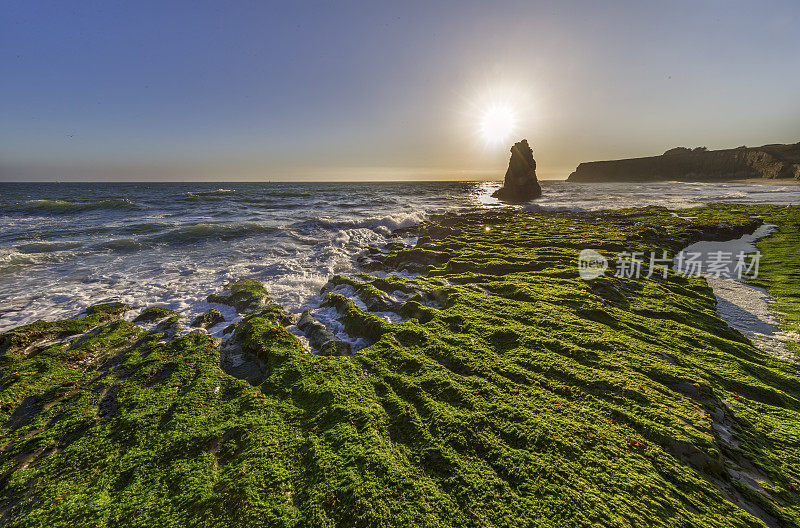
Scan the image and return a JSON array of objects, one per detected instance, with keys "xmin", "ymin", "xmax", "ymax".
[{"xmin": 1, "ymin": 180, "xmax": 799, "ymax": 332}]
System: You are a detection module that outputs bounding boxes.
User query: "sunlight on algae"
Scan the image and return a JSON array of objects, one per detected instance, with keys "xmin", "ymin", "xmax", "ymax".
[{"xmin": 0, "ymin": 204, "xmax": 798, "ymax": 527}]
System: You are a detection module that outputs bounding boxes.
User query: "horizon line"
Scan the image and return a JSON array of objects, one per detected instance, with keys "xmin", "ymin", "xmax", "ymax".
[{"xmin": 0, "ymin": 177, "xmax": 570, "ymax": 184}]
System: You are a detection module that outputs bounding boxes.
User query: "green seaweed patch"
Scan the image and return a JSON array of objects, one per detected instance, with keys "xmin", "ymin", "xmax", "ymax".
[
  {"xmin": 1, "ymin": 303, "xmax": 131, "ymax": 357},
  {"xmin": 85, "ymin": 302, "xmax": 131, "ymax": 320},
  {"xmin": 324, "ymin": 292, "xmax": 395, "ymax": 342},
  {"xmin": 133, "ymin": 306, "xmax": 177, "ymax": 323},
  {"xmin": 207, "ymin": 278, "xmax": 270, "ymax": 313},
  {"xmin": 1, "ymin": 204, "xmax": 800, "ymax": 527}
]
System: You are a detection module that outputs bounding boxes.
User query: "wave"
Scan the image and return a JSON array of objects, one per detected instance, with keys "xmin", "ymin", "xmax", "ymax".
[
  {"xmin": 152, "ymin": 222, "xmax": 279, "ymax": 245},
  {"xmin": 0, "ymin": 248, "xmax": 40, "ymax": 267},
  {"xmin": 17, "ymin": 198, "xmax": 139, "ymax": 214},
  {"xmin": 184, "ymin": 188, "xmax": 236, "ymax": 198},
  {"xmin": 84, "ymin": 222, "xmax": 170, "ymax": 236},
  {"xmin": 87, "ymin": 222, "xmax": 281, "ymax": 251},
  {"xmin": 94, "ymin": 238, "xmax": 142, "ymax": 252},
  {"xmin": 292, "ymin": 211, "xmax": 428, "ymax": 235},
  {"xmin": 0, "ymin": 247, "xmax": 71, "ymax": 272},
  {"xmin": 350, "ymin": 212, "xmax": 428, "ymax": 233},
  {"xmin": 748, "ymin": 186, "xmax": 795, "ymax": 193},
  {"xmin": 120, "ymin": 222, "xmax": 172, "ymax": 234},
  {"xmin": 15, "ymin": 241, "xmax": 83, "ymax": 253},
  {"xmin": 704, "ymin": 191, "xmax": 748, "ymax": 200}
]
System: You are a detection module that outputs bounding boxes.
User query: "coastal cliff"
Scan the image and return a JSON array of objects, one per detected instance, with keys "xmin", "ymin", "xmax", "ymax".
[{"xmin": 568, "ymin": 142, "xmax": 800, "ymax": 182}]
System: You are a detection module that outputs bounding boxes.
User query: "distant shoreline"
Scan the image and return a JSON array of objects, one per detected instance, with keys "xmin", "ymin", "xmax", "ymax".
[
  {"xmin": 560, "ymin": 178, "xmax": 800, "ymax": 186},
  {"xmin": 730, "ymin": 178, "xmax": 800, "ymax": 186}
]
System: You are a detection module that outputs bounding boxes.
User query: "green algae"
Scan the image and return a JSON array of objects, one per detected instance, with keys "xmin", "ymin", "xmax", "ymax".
[
  {"xmin": 133, "ymin": 306, "xmax": 177, "ymax": 323},
  {"xmin": 1, "ymin": 204, "xmax": 799, "ymax": 527},
  {"xmin": 207, "ymin": 278, "xmax": 271, "ymax": 313},
  {"xmin": 746, "ymin": 206, "xmax": 800, "ymax": 360},
  {"xmin": 190, "ymin": 309, "xmax": 225, "ymax": 329},
  {"xmin": 0, "ymin": 303, "xmax": 132, "ymax": 357}
]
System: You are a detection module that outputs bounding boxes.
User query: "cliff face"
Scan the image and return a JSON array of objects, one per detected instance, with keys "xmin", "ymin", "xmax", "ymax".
[{"xmin": 567, "ymin": 142, "xmax": 800, "ymax": 182}]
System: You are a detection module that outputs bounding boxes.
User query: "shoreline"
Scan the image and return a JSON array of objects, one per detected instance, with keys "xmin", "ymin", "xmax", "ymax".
[
  {"xmin": 3, "ymin": 181, "xmax": 800, "ymax": 335},
  {"xmin": 676, "ymin": 222, "xmax": 799, "ymax": 361},
  {"xmin": 730, "ymin": 178, "xmax": 800, "ymax": 186},
  {"xmin": 1, "ymin": 203, "xmax": 799, "ymax": 526},
  {"xmin": 563, "ymin": 177, "xmax": 800, "ymax": 185}
]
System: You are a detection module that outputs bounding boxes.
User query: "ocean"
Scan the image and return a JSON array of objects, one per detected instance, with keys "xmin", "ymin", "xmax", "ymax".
[{"xmin": 1, "ymin": 179, "xmax": 799, "ymax": 333}]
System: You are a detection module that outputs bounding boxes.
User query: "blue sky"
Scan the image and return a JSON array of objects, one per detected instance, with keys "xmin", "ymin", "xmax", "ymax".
[{"xmin": 2, "ymin": 0, "xmax": 799, "ymax": 180}]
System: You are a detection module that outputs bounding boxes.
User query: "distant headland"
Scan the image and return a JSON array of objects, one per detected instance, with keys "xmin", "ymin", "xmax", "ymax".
[{"xmin": 567, "ymin": 142, "xmax": 800, "ymax": 182}]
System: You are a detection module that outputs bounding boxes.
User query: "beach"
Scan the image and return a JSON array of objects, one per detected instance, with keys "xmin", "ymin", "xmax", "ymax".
[
  {"xmin": 4, "ymin": 1, "xmax": 800, "ymax": 525},
  {"xmin": 3, "ymin": 180, "xmax": 800, "ymax": 334},
  {"xmin": 1, "ymin": 196, "xmax": 799, "ymax": 527}
]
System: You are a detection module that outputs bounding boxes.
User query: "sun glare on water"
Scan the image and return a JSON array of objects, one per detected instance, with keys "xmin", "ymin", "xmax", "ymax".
[{"xmin": 479, "ymin": 104, "xmax": 517, "ymax": 146}]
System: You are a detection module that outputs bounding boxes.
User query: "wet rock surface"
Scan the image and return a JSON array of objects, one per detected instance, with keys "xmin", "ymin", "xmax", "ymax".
[
  {"xmin": 150, "ymin": 316, "xmax": 182, "ymax": 341},
  {"xmin": 207, "ymin": 278, "xmax": 270, "ymax": 313},
  {"xmin": 1, "ymin": 205, "xmax": 799, "ymax": 527},
  {"xmin": 190, "ymin": 309, "xmax": 225, "ymax": 329},
  {"xmin": 297, "ymin": 310, "xmax": 351, "ymax": 356}
]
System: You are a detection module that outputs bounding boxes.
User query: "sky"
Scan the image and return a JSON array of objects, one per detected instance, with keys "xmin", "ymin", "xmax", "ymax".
[{"xmin": 1, "ymin": 0, "xmax": 799, "ymax": 181}]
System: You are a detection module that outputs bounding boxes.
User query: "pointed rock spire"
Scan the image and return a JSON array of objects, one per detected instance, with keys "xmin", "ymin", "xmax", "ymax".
[{"xmin": 492, "ymin": 139, "xmax": 542, "ymax": 202}]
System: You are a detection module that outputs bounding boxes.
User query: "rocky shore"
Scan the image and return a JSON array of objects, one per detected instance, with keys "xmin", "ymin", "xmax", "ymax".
[
  {"xmin": 568, "ymin": 142, "xmax": 800, "ymax": 182},
  {"xmin": 1, "ymin": 204, "xmax": 799, "ymax": 527}
]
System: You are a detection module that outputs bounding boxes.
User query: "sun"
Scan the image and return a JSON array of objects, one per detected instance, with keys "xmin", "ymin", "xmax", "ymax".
[{"xmin": 479, "ymin": 104, "xmax": 517, "ymax": 146}]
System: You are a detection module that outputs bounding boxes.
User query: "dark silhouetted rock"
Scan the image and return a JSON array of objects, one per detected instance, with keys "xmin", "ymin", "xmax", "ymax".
[
  {"xmin": 492, "ymin": 139, "xmax": 542, "ymax": 202},
  {"xmin": 568, "ymin": 142, "xmax": 800, "ymax": 182}
]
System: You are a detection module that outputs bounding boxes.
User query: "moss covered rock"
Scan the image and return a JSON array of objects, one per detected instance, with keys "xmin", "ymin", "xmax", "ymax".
[
  {"xmin": 133, "ymin": 306, "xmax": 177, "ymax": 323},
  {"xmin": 207, "ymin": 278, "xmax": 270, "ymax": 313},
  {"xmin": 85, "ymin": 301, "xmax": 131, "ymax": 320},
  {"xmin": 1, "ymin": 204, "xmax": 799, "ymax": 527},
  {"xmin": 190, "ymin": 308, "xmax": 224, "ymax": 329}
]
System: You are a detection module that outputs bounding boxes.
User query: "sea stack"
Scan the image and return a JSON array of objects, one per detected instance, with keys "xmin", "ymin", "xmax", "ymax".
[{"xmin": 492, "ymin": 139, "xmax": 542, "ymax": 202}]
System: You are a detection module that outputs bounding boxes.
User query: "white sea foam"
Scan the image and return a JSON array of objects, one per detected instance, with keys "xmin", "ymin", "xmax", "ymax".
[
  {"xmin": 311, "ymin": 305, "xmax": 370, "ymax": 352},
  {"xmin": 2, "ymin": 180, "xmax": 799, "ymax": 335}
]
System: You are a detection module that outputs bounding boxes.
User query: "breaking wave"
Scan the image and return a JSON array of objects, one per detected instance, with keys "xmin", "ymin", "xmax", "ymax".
[
  {"xmin": 152, "ymin": 222, "xmax": 279, "ymax": 245},
  {"xmin": 292, "ymin": 211, "xmax": 428, "ymax": 235},
  {"xmin": 184, "ymin": 188, "xmax": 236, "ymax": 198},
  {"xmin": 17, "ymin": 198, "xmax": 139, "ymax": 214},
  {"xmin": 2, "ymin": 180, "xmax": 799, "ymax": 332}
]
